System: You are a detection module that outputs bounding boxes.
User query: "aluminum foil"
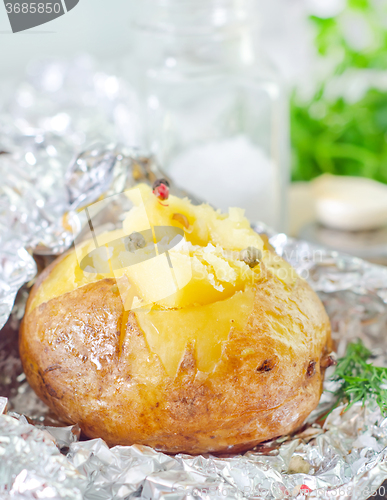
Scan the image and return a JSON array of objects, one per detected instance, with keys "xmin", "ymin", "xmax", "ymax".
[
  {"xmin": 3, "ymin": 226, "xmax": 387, "ymax": 500},
  {"xmin": 1, "ymin": 59, "xmax": 387, "ymax": 500},
  {"xmin": 0, "ymin": 57, "xmax": 186, "ymax": 330},
  {"xmin": 0, "ymin": 414, "xmax": 86, "ymax": 499}
]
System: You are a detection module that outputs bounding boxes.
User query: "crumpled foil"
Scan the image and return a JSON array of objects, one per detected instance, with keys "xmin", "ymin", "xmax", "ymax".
[
  {"xmin": 0, "ymin": 414, "xmax": 86, "ymax": 499},
  {"xmin": 1, "ymin": 59, "xmax": 387, "ymax": 500},
  {"xmin": 0, "ymin": 57, "xmax": 197, "ymax": 331}
]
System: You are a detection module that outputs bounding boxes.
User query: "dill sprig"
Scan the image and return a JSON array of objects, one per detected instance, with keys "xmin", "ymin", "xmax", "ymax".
[{"xmin": 332, "ymin": 340, "xmax": 387, "ymax": 416}]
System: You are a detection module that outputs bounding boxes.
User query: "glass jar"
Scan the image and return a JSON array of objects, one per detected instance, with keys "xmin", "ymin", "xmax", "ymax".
[{"xmin": 133, "ymin": 0, "xmax": 289, "ymax": 230}]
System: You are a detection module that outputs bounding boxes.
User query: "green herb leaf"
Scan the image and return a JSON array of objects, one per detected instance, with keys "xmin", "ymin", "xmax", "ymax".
[
  {"xmin": 332, "ymin": 340, "xmax": 387, "ymax": 415},
  {"xmin": 291, "ymin": 0, "xmax": 387, "ymax": 184}
]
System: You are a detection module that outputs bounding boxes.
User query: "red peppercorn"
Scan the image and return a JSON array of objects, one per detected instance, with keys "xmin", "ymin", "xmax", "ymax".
[{"xmin": 152, "ymin": 179, "xmax": 170, "ymax": 201}]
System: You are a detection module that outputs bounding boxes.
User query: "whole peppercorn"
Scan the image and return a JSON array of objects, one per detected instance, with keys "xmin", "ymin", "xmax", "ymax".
[
  {"xmin": 152, "ymin": 179, "xmax": 170, "ymax": 201},
  {"xmin": 239, "ymin": 246, "xmax": 262, "ymax": 268},
  {"xmin": 125, "ymin": 232, "xmax": 146, "ymax": 253}
]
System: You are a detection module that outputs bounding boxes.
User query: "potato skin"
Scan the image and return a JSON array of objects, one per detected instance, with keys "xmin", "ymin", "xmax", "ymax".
[{"xmin": 20, "ymin": 254, "xmax": 331, "ymax": 455}]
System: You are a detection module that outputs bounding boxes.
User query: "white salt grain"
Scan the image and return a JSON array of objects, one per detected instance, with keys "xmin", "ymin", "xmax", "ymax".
[{"xmin": 168, "ymin": 135, "xmax": 278, "ymax": 228}]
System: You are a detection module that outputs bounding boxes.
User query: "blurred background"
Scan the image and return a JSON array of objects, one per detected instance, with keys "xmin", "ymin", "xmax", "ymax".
[{"xmin": 1, "ymin": 0, "xmax": 387, "ymax": 263}]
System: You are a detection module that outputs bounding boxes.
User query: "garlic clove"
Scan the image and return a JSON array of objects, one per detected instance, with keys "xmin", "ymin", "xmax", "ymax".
[{"xmin": 312, "ymin": 174, "xmax": 387, "ymax": 231}]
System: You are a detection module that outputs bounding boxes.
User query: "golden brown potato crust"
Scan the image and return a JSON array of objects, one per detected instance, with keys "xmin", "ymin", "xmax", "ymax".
[{"xmin": 20, "ymin": 256, "xmax": 331, "ymax": 455}]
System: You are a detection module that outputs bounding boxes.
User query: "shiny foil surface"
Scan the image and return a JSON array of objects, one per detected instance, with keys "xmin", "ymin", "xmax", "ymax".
[
  {"xmin": 0, "ymin": 57, "xmax": 180, "ymax": 331},
  {"xmin": 1, "ymin": 60, "xmax": 387, "ymax": 500}
]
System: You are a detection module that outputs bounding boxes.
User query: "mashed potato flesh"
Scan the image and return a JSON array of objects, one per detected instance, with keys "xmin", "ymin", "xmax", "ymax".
[
  {"xmin": 29, "ymin": 184, "xmax": 295, "ymax": 375},
  {"xmin": 136, "ymin": 288, "xmax": 255, "ymax": 376}
]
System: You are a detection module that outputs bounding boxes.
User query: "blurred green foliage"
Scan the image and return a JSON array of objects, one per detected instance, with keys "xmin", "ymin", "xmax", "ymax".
[{"xmin": 291, "ymin": 0, "xmax": 387, "ymax": 183}]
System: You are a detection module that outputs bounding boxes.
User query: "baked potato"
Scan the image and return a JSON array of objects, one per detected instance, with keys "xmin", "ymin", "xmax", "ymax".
[{"xmin": 20, "ymin": 183, "xmax": 332, "ymax": 455}]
